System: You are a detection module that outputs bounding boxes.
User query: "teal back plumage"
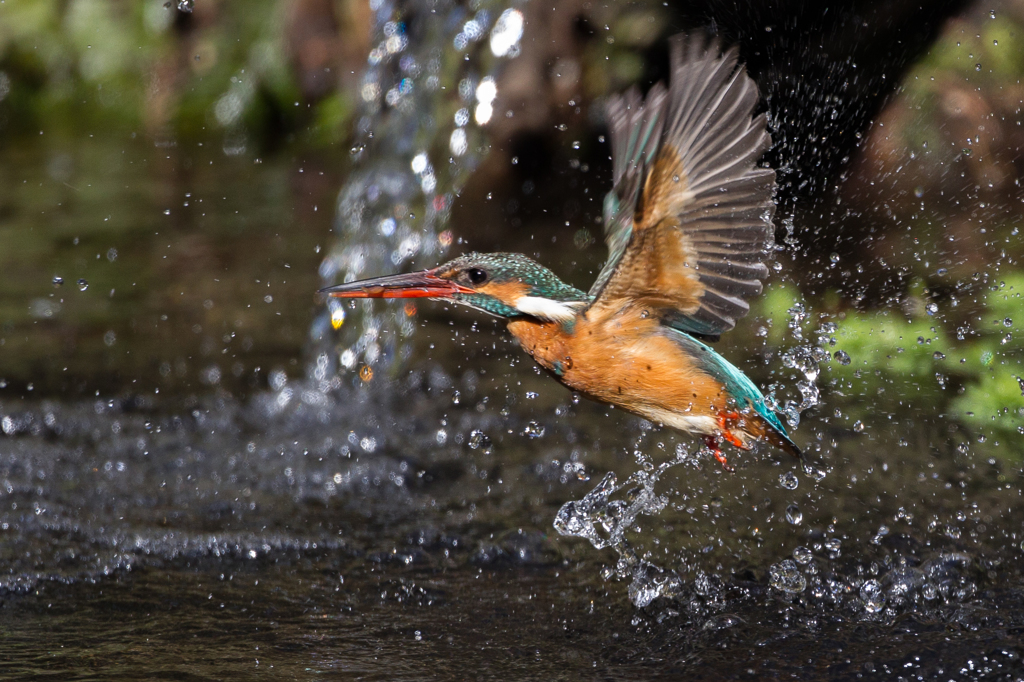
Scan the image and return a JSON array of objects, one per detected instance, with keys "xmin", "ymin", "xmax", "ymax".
[{"xmin": 666, "ymin": 327, "xmax": 796, "ymax": 447}]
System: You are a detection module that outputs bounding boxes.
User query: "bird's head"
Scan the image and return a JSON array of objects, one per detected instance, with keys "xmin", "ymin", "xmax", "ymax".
[{"xmin": 320, "ymin": 252, "xmax": 589, "ymax": 322}]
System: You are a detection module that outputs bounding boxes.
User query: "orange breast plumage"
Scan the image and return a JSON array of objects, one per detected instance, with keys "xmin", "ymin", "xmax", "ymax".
[{"xmin": 507, "ymin": 306, "xmax": 729, "ymax": 433}]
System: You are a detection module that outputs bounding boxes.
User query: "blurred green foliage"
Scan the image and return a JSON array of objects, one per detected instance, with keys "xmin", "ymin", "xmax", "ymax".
[
  {"xmin": 758, "ymin": 274, "xmax": 1024, "ymax": 456},
  {"xmin": 953, "ymin": 273, "xmax": 1024, "ymax": 443},
  {"xmin": 0, "ymin": 0, "xmax": 676, "ymax": 148},
  {"xmin": 0, "ymin": 0, "xmax": 348, "ymax": 143}
]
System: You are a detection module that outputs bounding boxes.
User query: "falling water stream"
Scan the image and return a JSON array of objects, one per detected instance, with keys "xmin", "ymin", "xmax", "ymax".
[{"xmin": 0, "ymin": 0, "xmax": 1023, "ymax": 679}]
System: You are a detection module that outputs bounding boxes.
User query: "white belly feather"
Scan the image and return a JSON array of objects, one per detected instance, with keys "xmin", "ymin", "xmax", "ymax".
[{"xmin": 636, "ymin": 408, "xmax": 749, "ymax": 443}]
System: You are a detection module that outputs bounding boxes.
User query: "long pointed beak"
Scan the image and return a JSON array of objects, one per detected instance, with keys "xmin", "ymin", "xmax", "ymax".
[{"xmin": 318, "ymin": 269, "xmax": 472, "ymax": 299}]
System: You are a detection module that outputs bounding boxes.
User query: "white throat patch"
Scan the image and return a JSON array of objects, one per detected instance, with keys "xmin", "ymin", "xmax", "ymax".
[{"xmin": 513, "ymin": 296, "xmax": 584, "ymax": 322}]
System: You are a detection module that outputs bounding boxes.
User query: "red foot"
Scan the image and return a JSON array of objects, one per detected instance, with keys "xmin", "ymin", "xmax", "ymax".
[
  {"xmin": 704, "ymin": 435, "xmax": 735, "ymax": 472},
  {"xmin": 717, "ymin": 411, "xmax": 750, "ymax": 450},
  {"xmin": 704, "ymin": 410, "xmax": 756, "ymax": 472}
]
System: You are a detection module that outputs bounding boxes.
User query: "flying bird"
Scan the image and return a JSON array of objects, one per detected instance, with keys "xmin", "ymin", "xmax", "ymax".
[{"xmin": 322, "ymin": 35, "xmax": 800, "ymax": 468}]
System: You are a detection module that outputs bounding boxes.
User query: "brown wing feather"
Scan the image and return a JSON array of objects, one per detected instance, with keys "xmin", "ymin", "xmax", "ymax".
[{"xmin": 589, "ymin": 35, "xmax": 776, "ymax": 337}]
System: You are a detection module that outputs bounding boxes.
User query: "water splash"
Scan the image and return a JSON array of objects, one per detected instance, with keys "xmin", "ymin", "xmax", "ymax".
[
  {"xmin": 316, "ymin": 0, "xmax": 526, "ymax": 376},
  {"xmin": 554, "ymin": 447, "xmax": 693, "ymax": 607},
  {"xmin": 769, "ymin": 559, "xmax": 807, "ymax": 594},
  {"xmin": 772, "ymin": 308, "xmax": 834, "ymax": 429}
]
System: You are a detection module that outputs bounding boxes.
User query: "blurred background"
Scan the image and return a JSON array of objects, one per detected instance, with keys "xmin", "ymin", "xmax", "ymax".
[
  {"xmin": 0, "ymin": 0, "xmax": 1021, "ymax": 441},
  {"xmin": 0, "ymin": 0, "xmax": 1019, "ymax": 409},
  {"xmin": 1, "ymin": 0, "xmax": 1023, "ymax": 677}
]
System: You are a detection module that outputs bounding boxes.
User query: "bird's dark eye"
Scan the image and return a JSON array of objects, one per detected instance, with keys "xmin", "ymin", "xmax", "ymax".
[{"xmin": 466, "ymin": 268, "xmax": 488, "ymax": 285}]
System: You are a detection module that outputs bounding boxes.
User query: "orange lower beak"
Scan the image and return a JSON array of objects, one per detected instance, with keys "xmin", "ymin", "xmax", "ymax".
[{"xmin": 318, "ymin": 269, "xmax": 472, "ymax": 299}]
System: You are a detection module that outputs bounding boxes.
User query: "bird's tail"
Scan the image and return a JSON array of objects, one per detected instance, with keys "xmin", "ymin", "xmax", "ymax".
[{"xmin": 767, "ymin": 427, "xmax": 803, "ymax": 461}]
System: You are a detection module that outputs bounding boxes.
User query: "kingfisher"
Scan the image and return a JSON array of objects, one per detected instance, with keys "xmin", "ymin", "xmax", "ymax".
[{"xmin": 321, "ymin": 35, "xmax": 801, "ymax": 468}]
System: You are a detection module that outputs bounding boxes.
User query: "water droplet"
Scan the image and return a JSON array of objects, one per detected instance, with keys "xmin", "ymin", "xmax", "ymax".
[
  {"xmin": 163, "ymin": 209, "xmax": 171, "ymax": 216},
  {"xmin": 199, "ymin": 364, "xmax": 221, "ymax": 385},
  {"xmin": 467, "ymin": 429, "xmax": 489, "ymax": 450},
  {"xmin": 522, "ymin": 421, "xmax": 545, "ymax": 438},
  {"xmin": 829, "ymin": 252, "xmax": 840, "ymax": 264},
  {"xmin": 490, "ymin": 8, "xmax": 525, "ymax": 57},
  {"xmin": 769, "ymin": 560, "xmax": 806, "ymax": 594},
  {"xmin": 525, "ymin": 391, "xmax": 538, "ymax": 400},
  {"xmin": 1003, "ymin": 317, "xmax": 1013, "ymax": 327},
  {"xmin": 779, "ymin": 471, "xmax": 799, "ymax": 490},
  {"xmin": 860, "ymin": 579, "xmax": 885, "ymax": 613},
  {"xmin": 451, "ymin": 390, "xmax": 461, "ymax": 405},
  {"xmin": 793, "ymin": 546, "xmax": 813, "ymax": 564},
  {"xmin": 563, "ymin": 461, "xmax": 589, "ymax": 481},
  {"xmin": 834, "ymin": 350, "xmax": 851, "ymax": 365},
  {"xmin": 330, "ymin": 304, "xmax": 345, "ymax": 330},
  {"xmin": 77, "ymin": 279, "xmax": 89, "ymax": 291},
  {"xmin": 785, "ymin": 504, "xmax": 803, "ymax": 525},
  {"xmin": 933, "ymin": 351, "xmax": 945, "ymax": 360},
  {"xmin": 925, "ymin": 302, "xmax": 938, "ymax": 315},
  {"xmin": 359, "ymin": 365, "xmax": 374, "ymax": 382},
  {"xmin": 975, "ymin": 63, "xmax": 982, "ymax": 71},
  {"xmin": 824, "ymin": 538, "xmax": 841, "ymax": 557},
  {"xmin": 52, "ymin": 276, "xmax": 64, "ymax": 288},
  {"xmin": 802, "ymin": 463, "xmax": 827, "ymax": 481},
  {"xmin": 269, "ymin": 369, "xmax": 288, "ymax": 391},
  {"xmin": 853, "ymin": 420, "xmax": 864, "ymax": 433},
  {"xmin": 177, "ymin": 0, "xmax": 194, "ymax": 12}
]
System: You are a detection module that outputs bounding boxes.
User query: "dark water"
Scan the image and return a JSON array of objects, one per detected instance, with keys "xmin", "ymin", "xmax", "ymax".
[
  {"xmin": 3, "ymin": 4, "xmax": 1024, "ymax": 681},
  {"xmin": 2, "ymin": 369, "xmax": 1022, "ymax": 679},
  {"xmin": 0, "ymin": 134, "xmax": 338, "ymax": 397}
]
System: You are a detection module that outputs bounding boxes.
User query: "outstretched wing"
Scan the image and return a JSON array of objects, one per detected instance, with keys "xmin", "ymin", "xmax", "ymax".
[{"xmin": 588, "ymin": 34, "xmax": 775, "ymax": 338}]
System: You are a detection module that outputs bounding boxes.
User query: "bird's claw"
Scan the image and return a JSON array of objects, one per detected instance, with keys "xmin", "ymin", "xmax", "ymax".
[
  {"xmin": 717, "ymin": 411, "xmax": 749, "ymax": 450},
  {"xmin": 705, "ymin": 411, "xmax": 753, "ymax": 472},
  {"xmin": 704, "ymin": 435, "xmax": 735, "ymax": 473}
]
